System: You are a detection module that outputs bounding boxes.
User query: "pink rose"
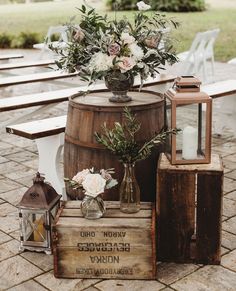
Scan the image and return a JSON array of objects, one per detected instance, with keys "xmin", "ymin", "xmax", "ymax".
[
  {"xmin": 118, "ymin": 57, "xmax": 136, "ymax": 72},
  {"xmin": 73, "ymin": 28, "xmax": 85, "ymax": 42},
  {"xmin": 108, "ymin": 43, "xmax": 121, "ymax": 56}
]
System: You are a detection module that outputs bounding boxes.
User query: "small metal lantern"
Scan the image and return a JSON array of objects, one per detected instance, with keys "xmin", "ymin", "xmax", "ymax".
[
  {"xmin": 165, "ymin": 76, "xmax": 212, "ymax": 164},
  {"xmin": 18, "ymin": 172, "xmax": 61, "ymax": 254}
]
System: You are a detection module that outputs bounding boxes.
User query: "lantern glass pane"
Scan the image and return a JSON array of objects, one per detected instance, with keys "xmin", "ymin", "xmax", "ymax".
[
  {"xmin": 198, "ymin": 103, "xmax": 207, "ymax": 157},
  {"xmin": 50, "ymin": 202, "xmax": 60, "ymax": 223},
  {"xmin": 176, "ymin": 103, "xmax": 199, "ymax": 160},
  {"xmin": 21, "ymin": 210, "xmax": 46, "ymax": 243},
  {"xmin": 165, "ymin": 98, "xmax": 172, "ymax": 156}
]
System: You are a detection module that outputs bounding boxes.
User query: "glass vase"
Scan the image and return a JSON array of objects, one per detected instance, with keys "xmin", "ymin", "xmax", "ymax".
[
  {"xmin": 119, "ymin": 162, "xmax": 140, "ymax": 213},
  {"xmin": 81, "ymin": 195, "xmax": 105, "ymax": 219}
]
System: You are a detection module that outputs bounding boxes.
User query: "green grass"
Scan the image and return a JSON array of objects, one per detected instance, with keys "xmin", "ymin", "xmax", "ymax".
[{"xmin": 0, "ymin": 1, "xmax": 235, "ymax": 62}]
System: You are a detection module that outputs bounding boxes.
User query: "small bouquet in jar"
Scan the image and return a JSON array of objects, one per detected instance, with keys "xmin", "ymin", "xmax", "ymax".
[{"xmin": 65, "ymin": 168, "xmax": 118, "ymax": 219}]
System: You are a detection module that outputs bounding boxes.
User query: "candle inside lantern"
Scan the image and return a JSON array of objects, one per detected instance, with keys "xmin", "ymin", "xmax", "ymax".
[
  {"xmin": 182, "ymin": 126, "xmax": 198, "ymax": 160},
  {"xmin": 34, "ymin": 217, "xmax": 46, "ymax": 242}
]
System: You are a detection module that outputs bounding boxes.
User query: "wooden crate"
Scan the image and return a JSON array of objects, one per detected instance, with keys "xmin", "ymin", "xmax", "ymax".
[
  {"xmin": 53, "ymin": 201, "xmax": 156, "ymax": 279},
  {"xmin": 156, "ymin": 153, "xmax": 223, "ymax": 264}
]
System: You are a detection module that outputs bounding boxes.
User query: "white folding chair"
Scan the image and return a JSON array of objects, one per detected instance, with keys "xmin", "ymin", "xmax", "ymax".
[
  {"xmin": 228, "ymin": 58, "xmax": 236, "ymax": 65},
  {"xmin": 33, "ymin": 25, "xmax": 68, "ymax": 58},
  {"xmin": 178, "ymin": 29, "xmax": 220, "ymax": 82}
]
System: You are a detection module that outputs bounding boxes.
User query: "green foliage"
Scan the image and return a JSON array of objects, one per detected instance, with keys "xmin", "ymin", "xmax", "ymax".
[
  {"xmin": 11, "ymin": 32, "xmax": 40, "ymax": 48},
  {"xmin": 50, "ymin": 5, "xmax": 178, "ymax": 85},
  {"xmin": 0, "ymin": 33, "xmax": 12, "ymax": 48},
  {"xmin": 107, "ymin": 0, "xmax": 137, "ymax": 11},
  {"xmin": 151, "ymin": 0, "xmax": 206, "ymax": 12},
  {"xmin": 95, "ymin": 107, "xmax": 179, "ymax": 164}
]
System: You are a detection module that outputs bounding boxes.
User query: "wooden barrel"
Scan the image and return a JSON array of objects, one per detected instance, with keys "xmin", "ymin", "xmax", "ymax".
[{"xmin": 64, "ymin": 90, "xmax": 164, "ymax": 201}]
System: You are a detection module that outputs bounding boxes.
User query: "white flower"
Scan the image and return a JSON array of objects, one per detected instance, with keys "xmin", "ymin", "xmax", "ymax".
[
  {"xmin": 88, "ymin": 52, "xmax": 114, "ymax": 72},
  {"xmin": 129, "ymin": 43, "xmax": 144, "ymax": 60},
  {"xmin": 82, "ymin": 173, "xmax": 106, "ymax": 197},
  {"xmin": 120, "ymin": 32, "xmax": 135, "ymax": 45},
  {"xmin": 144, "ymin": 49, "xmax": 159, "ymax": 58},
  {"xmin": 137, "ymin": 62, "xmax": 145, "ymax": 68},
  {"xmin": 72, "ymin": 169, "xmax": 90, "ymax": 184},
  {"xmin": 118, "ymin": 56, "xmax": 136, "ymax": 72},
  {"xmin": 137, "ymin": 1, "xmax": 151, "ymax": 11}
]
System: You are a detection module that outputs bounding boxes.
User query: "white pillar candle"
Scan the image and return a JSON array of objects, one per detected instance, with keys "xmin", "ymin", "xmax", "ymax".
[{"xmin": 182, "ymin": 126, "xmax": 198, "ymax": 160}]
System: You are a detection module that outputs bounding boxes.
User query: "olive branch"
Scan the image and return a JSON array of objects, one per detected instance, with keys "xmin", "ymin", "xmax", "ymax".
[{"xmin": 95, "ymin": 107, "xmax": 179, "ymax": 163}]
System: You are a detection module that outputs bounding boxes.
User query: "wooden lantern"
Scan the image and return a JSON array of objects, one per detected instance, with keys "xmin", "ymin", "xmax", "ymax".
[
  {"xmin": 165, "ymin": 76, "xmax": 212, "ymax": 164},
  {"xmin": 17, "ymin": 172, "xmax": 61, "ymax": 254}
]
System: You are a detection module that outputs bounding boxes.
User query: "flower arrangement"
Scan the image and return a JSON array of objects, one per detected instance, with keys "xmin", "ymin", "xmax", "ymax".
[
  {"xmin": 65, "ymin": 168, "xmax": 118, "ymax": 198},
  {"xmin": 95, "ymin": 107, "xmax": 179, "ymax": 164},
  {"xmin": 51, "ymin": 1, "xmax": 178, "ymax": 86}
]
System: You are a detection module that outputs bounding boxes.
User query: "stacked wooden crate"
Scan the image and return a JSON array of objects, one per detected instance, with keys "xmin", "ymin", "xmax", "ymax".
[
  {"xmin": 156, "ymin": 153, "xmax": 223, "ymax": 264},
  {"xmin": 53, "ymin": 201, "xmax": 156, "ymax": 279}
]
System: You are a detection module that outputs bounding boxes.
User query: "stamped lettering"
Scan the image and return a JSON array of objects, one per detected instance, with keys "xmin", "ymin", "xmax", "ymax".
[
  {"xmin": 90, "ymin": 255, "xmax": 120, "ymax": 264},
  {"xmin": 80, "ymin": 231, "xmax": 95, "ymax": 237},
  {"xmin": 77, "ymin": 242, "xmax": 130, "ymax": 252},
  {"xmin": 103, "ymin": 231, "xmax": 126, "ymax": 238},
  {"xmin": 76, "ymin": 267, "xmax": 133, "ymax": 275}
]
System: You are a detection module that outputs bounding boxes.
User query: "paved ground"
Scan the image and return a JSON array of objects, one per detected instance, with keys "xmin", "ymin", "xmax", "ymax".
[{"xmin": 0, "ymin": 50, "xmax": 236, "ymax": 290}]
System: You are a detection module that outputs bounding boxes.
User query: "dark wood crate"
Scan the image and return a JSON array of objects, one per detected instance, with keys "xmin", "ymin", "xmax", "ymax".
[
  {"xmin": 156, "ymin": 153, "xmax": 223, "ymax": 264},
  {"xmin": 53, "ymin": 201, "xmax": 156, "ymax": 279}
]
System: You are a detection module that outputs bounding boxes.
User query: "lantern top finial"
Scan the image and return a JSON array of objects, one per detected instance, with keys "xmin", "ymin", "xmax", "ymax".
[
  {"xmin": 33, "ymin": 172, "xmax": 45, "ymax": 184},
  {"xmin": 165, "ymin": 75, "xmax": 210, "ymax": 101},
  {"xmin": 175, "ymin": 76, "xmax": 201, "ymax": 92}
]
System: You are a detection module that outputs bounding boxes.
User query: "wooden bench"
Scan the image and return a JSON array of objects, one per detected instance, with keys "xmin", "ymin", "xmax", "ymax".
[
  {"xmin": 0, "ymin": 54, "xmax": 24, "ymax": 61},
  {"xmin": 0, "ymin": 74, "xmax": 176, "ymax": 126},
  {"xmin": 5, "ymin": 78, "xmax": 236, "ymax": 196},
  {"xmin": 202, "ymin": 79, "xmax": 236, "ymax": 135},
  {"xmin": 0, "ymin": 59, "xmax": 55, "ymax": 71},
  {"xmin": 0, "ymin": 70, "xmax": 78, "ymax": 87},
  {"xmin": 6, "ymin": 116, "xmax": 67, "ymax": 197}
]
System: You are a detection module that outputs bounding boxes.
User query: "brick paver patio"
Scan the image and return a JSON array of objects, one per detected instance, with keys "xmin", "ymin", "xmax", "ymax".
[{"xmin": 0, "ymin": 50, "xmax": 236, "ymax": 290}]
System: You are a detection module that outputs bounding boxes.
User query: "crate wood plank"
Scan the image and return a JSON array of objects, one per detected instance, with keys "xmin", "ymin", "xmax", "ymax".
[
  {"xmin": 0, "ymin": 71, "xmax": 77, "ymax": 87},
  {"xmin": 0, "ymin": 54, "xmax": 23, "ymax": 60},
  {"xmin": 60, "ymin": 208, "xmax": 152, "ymax": 218},
  {"xmin": 53, "ymin": 201, "xmax": 156, "ymax": 279},
  {"xmin": 6, "ymin": 115, "xmax": 67, "ymax": 139},
  {"xmin": 55, "ymin": 225, "xmax": 153, "ymax": 247},
  {"xmin": 158, "ymin": 153, "xmax": 222, "ymax": 173},
  {"xmin": 62, "ymin": 200, "xmax": 152, "ymax": 209},
  {"xmin": 196, "ymin": 171, "xmax": 223, "ymax": 264},
  {"xmin": 56, "ymin": 217, "xmax": 151, "ymax": 229},
  {"xmin": 157, "ymin": 169, "xmax": 195, "ymax": 262},
  {"xmin": 54, "ymin": 247, "xmax": 153, "ymax": 279},
  {"xmin": 0, "ymin": 59, "xmax": 55, "ymax": 70}
]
